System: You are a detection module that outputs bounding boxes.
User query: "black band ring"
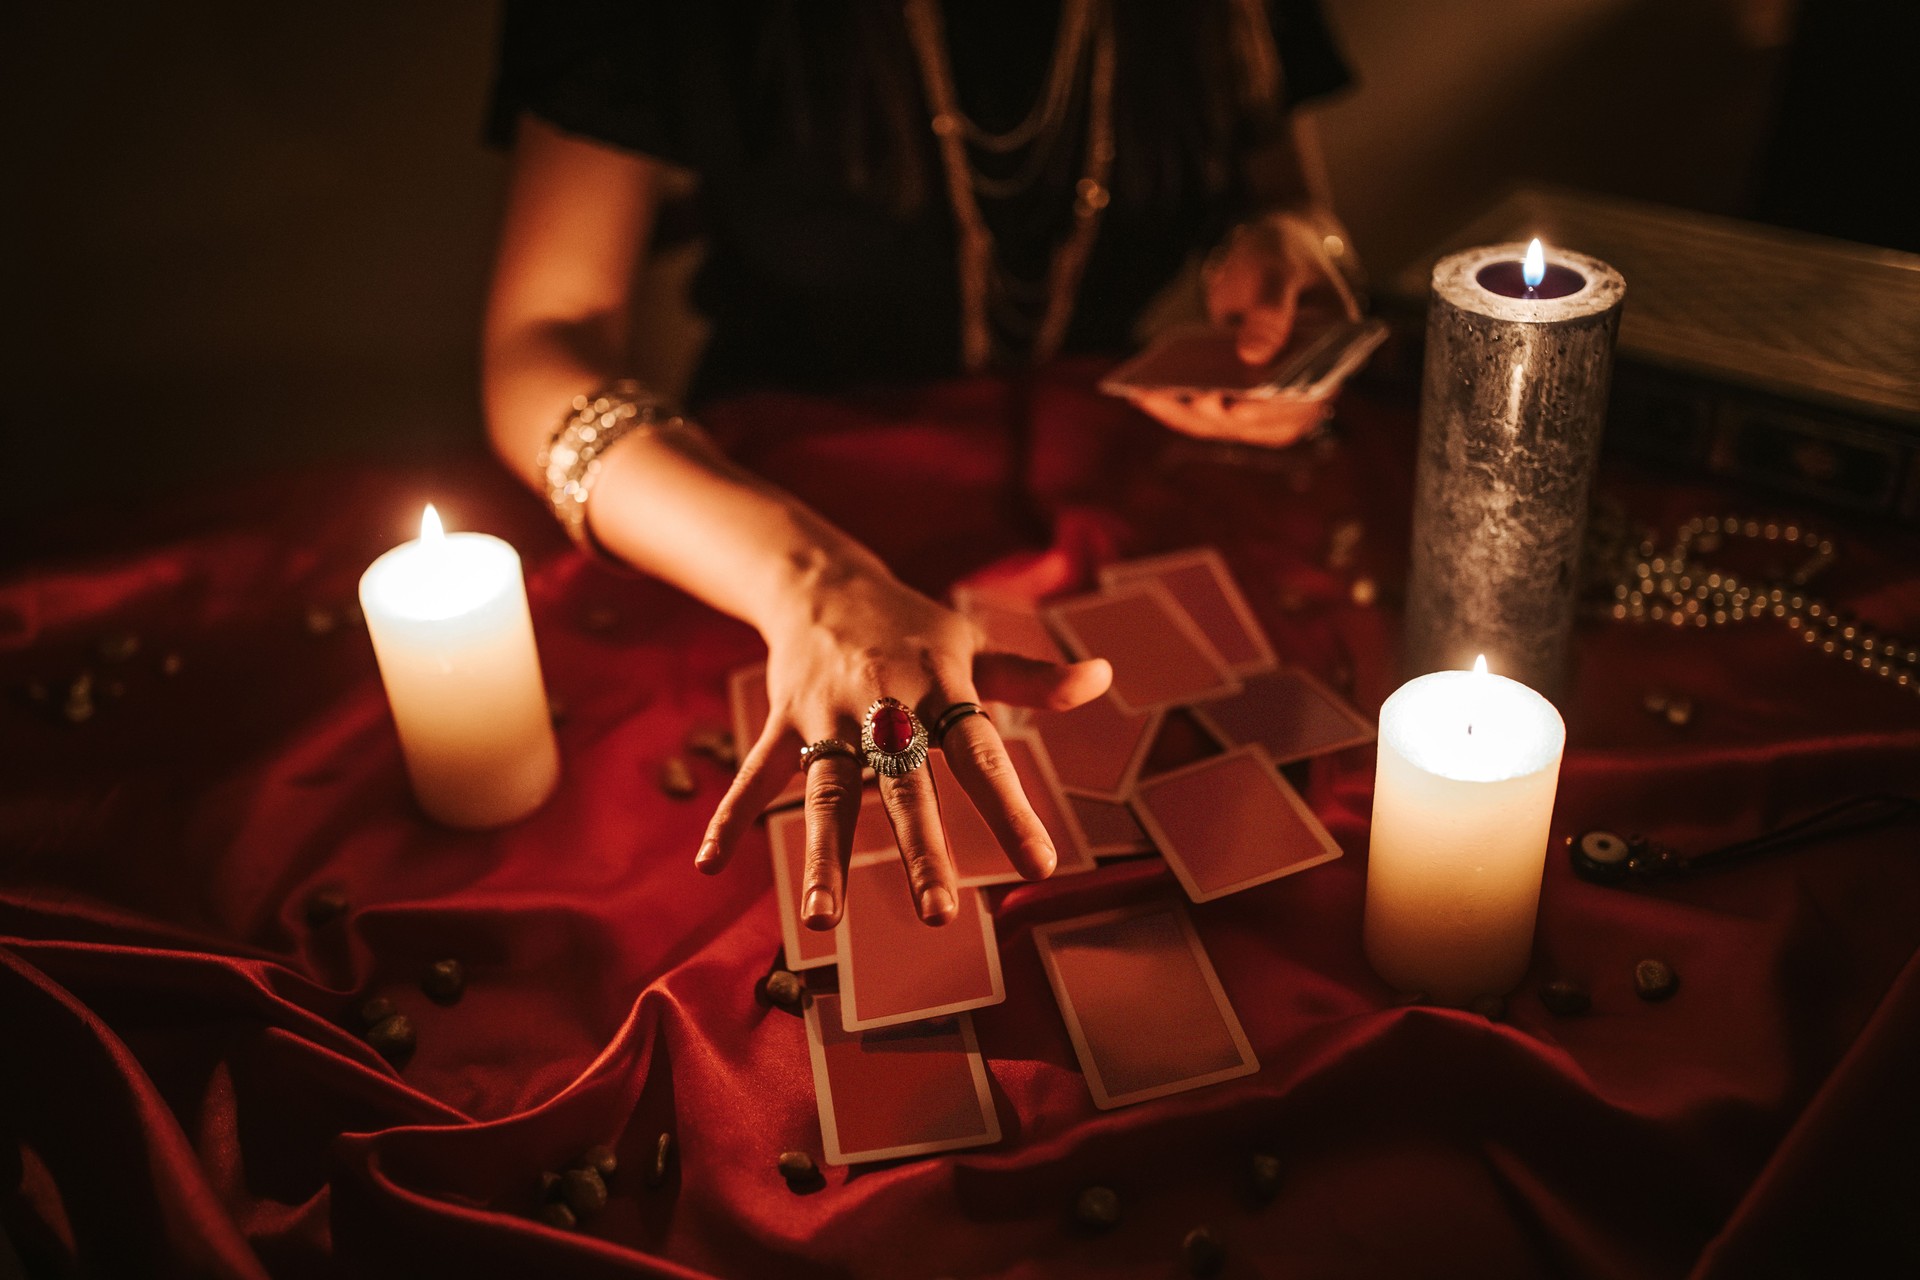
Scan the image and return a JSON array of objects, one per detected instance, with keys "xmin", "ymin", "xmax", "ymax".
[{"xmin": 931, "ymin": 701, "xmax": 989, "ymax": 745}]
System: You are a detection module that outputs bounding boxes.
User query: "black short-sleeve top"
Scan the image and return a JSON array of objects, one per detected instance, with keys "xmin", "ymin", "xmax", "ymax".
[{"xmin": 488, "ymin": 0, "xmax": 1351, "ymax": 400}]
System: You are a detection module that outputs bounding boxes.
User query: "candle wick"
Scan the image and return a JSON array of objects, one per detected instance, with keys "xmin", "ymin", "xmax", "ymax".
[{"xmin": 1467, "ymin": 723, "xmax": 1474, "ymax": 736}]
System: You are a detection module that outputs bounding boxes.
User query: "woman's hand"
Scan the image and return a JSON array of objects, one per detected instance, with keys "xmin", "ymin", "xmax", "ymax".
[
  {"xmin": 693, "ymin": 569, "xmax": 1112, "ymax": 928},
  {"xmin": 1128, "ymin": 207, "xmax": 1362, "ymax": 449}
]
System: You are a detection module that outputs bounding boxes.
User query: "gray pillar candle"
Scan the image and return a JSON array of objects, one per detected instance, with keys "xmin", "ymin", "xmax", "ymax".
[{"xmin": 1403, "ymin": 241, "xmax": 1625, "ymax": 700}]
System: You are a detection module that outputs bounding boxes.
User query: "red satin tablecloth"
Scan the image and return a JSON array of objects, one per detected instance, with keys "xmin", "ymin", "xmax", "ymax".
[{"xmin": 5, "ymin": 365, "xmax": 1920, "ymax": 1279}]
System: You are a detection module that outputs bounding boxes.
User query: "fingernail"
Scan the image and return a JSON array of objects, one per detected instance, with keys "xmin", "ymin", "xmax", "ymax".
[
  {"xmin": 1032, "ymin": 844, "xmax": 1058, "ymax": 878},
  {"xmin": 919, "ymin": 886, "xmax": 956, "ymax": 924},
  {"xmin": 803, "ymin": 887, "xmax": 835, "ymax": 925},
  {"xmin": 694, "ymin": 840, "xmax": 721, "ymax": 873}
]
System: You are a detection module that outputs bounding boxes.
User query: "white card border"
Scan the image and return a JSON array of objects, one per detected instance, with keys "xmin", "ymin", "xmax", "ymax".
[
  {"xmin": 1099, "ymin": 546, "xmax": 1280, "ymax": 676},
  {"xmin": 1032, "ymin": 900, "xmax": 1259, "ymax": 1109},
  {"xmin": 1187, "ymin": 666, "xmax": 1376, "ymax": 765},
  {"xmin": 836, "ymin": 852, "xmax": 1007, "ymax": 1031},
  {"xmin": 1043, "ymin": 581, "xmax": 1242, "ymax": 715},
  {"xmin": 804, "ymin": 993, "xmax": 1002, "ymax": 1165},
  {"xmin": 1129, "ymin": 744, "xmax": 1343, "ymax": 903}
]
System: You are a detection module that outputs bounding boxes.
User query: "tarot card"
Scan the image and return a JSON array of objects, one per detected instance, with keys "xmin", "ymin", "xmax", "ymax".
[
  {"xmin": 1029, "ymin": 692, "xmax": 1160, "ymax": 802},
  {"xmin": 767, "ymin": 808, "xmax": 838, "ymax": 972},
  {"xmin": 804, "ymin": 992, "xmax": 1001, "ymax": 1165},
  {"xmin": 932, "ymin": 734, "xmax": 1095, "ymax": 884},
  {"xmin": 1032, "ymin": 901, "xmax": 1258, "ymax": 1109},
  {"xmin": 836, "ymin": 852, "xmax": 1005, "ymax": 1031},
  {"xmin": 1130, "ymin": 745, "xmax": 1342, "ymax": 902},
  {"xmin": 1188, "ymin": 668, "xmax": 1375, "ymax": 765},
  {"xmin": 727, "ymin": 662, "xmax": 806, "ymax": 810},
  {"xmin": 1045, "ymin": 583, "xmax": 1240, "ymax": 715},
  {"xmin": 1099, "ymin": 547, "xmax": 1278, "ymax": 675},
  {"xmin": 1064, "ymin": 792, "xmax": 1155, "ymax": 858}
]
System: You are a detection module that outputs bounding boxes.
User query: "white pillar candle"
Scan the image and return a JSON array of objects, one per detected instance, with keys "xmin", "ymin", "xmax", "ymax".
[
  {"xmin": 1363, "ymin": 657, "xmax": 1565, "ymax": 1004},
  {"xmin": 359, "ymin": 505, "xmax": 560, "ymax": 829}
]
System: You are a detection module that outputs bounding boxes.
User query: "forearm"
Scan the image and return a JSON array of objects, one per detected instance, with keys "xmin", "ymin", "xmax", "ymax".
[{"xmin": 484, "ymin": 326, "xmax": 894, "ymax": 639}]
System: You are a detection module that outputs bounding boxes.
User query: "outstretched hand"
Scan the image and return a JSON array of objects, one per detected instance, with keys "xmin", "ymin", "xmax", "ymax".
[{"xmin": 694, "ymin": 572, "xmax": 1111, "ymax": 928}]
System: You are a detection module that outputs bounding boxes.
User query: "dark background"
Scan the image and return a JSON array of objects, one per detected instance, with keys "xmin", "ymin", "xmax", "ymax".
[{"xmin": 2, "ymin": 1, "xmax": 1904, "ymax": 551}]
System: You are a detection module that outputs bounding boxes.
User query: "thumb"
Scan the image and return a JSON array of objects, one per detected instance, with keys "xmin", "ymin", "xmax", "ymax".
[
  {"xmin": 1236, "ymin": 289, "xmax": 1299, "ymax": 366},
  {"xmin": 973, "ymin": 652, "xmax": 1112, "ymax": 712}
]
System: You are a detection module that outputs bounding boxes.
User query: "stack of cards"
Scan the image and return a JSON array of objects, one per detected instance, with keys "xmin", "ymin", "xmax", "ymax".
[{"xmin": 956, "ymin": 547, "xmax": 1371, "ymax": 906}]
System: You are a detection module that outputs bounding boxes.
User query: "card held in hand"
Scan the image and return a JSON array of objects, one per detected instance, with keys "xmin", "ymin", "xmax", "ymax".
[
  {"xmin": 836, "ymin": 853, "xmax": 1006, "ymax": 1031},
  {"xmin": 1130, "ymin": 745, "xmax": 1343, "ymax": 902},
  {"xmin": 804, "ymin": 992, "xmax": 1001, "ymax": 1165},
  {"xmin": 1033, "ymin": 901, "xmax": 1258, "ymax": 1109}
]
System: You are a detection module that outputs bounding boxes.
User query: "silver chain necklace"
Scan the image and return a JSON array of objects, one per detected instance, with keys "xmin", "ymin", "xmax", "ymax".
[{"xmin": 1595, "ymin": 512, "xmax": 1920, "ymax": 697}]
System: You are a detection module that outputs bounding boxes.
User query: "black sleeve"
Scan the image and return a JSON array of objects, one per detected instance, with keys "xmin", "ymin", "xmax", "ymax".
[
  {"xmin": 484, "ymin": 0, "xmax": 686, "ymax": 163},
  {"xmin": 1269, "ymin": 0, "xmax": 1354, "ymax": 108}
]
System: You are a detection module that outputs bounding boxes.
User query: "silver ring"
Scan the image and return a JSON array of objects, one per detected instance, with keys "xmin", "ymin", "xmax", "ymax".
[
  {"xmin": 859, "ymin": 697, "xmax": 930, "ymax": 778},
  {"xmin": 799, "ymin": 738, "xmax": 858, "ymax": 771}
]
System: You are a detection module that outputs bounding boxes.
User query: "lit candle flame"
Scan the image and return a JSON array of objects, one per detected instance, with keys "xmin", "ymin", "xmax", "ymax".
[
  {"xmin": 1522, "ymin": 239, "xmax": 1546, "ymax": 289},
  {"xmin": 1472, "ymin": 654, "xmax": 1489, "ymax": 677},
  {"xmin": 421, "ymin": 503, "xmax": 445, "ymax": 545}
]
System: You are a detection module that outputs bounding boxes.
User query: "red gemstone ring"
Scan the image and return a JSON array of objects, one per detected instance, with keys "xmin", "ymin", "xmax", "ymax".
[{"xmin": 860, "ymin": 696, "xmax": 930, "ymax": 778}]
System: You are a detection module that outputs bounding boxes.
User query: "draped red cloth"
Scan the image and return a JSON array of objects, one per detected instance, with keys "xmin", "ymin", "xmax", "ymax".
[{"xmin": 4, "ymin": 364, "xmax": 1919, "ymax": 1278}]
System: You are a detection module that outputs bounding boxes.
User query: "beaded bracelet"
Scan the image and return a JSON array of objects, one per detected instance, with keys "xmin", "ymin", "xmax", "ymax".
[{"xmin": 537, "ymin": 380, "xmax": 693, "ymax": 550}]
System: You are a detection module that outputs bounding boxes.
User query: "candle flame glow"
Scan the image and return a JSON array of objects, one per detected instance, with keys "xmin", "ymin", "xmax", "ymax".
[
  {"xmin": 1472, "ymin": 654, "xmax": 1488, "ymax": 677},
  {"xmin": 1522, "ymin": 239, "xmax": 1545, "ymax": 289},
  {"xmin": 421, "ymin": 504, "xmax": 445, "ymax": 545}
]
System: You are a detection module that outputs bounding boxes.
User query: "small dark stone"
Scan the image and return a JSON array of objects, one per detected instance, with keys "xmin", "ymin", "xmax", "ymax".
[
  {"xmin": 364, "ymin": 1013, "xmax": 416, "ymax": 1063},
  {"xmin": 659, "ymin": 756, "xmax": 697, "ymax": 799},
  {"xmin": 776, "ymin": 1150, "xmax": 816, "ymax": 1182},
  {"xmin": 160, "ymin": 652, "xmax": 184, "ymax": 677},
  {"xmin": 357, "ymin": 996, "xmax": 396, "ymax": 1028},
  {"xmin": 1248, "ymin": 1152, "xmax": 1283, "ymax": 1202},
  {"xmin": 537, "ymin": 1201, "xmax": 577, "ymax": 1231},
  {"xmin": 421, "ymin": 958, "xmax": 466, "ymax": 1005},
  {"xmin": 688, "ymin": 726, "xmax": 739, "ymax": 770},
  {"xmin": 538, "ymin": 1170, "xmax": 563, "ymax": 1202},
  {"xmin": 561, "ymin": 1167, "xmax": 607, "ymax": 1217},
  {"xmin": 647, "ymin": 1132, "xmax": 674, "ymax": 1188},
  {"xmin": 1182, "ymin": 1225, "xmax": 1225, "ymax": 1277},
  {"xmin": 1470, "ymin": 994, "xmax": 1506, "ymax": 1021},
  {"xmin": 584, "ymin": 1144, "xmax": 617, "ymax": 1179},
  {"xmin": 1073, "ymin": 1185, "xmax": 1120, "ymax": 1232},
  {"xmin": 97, "ymin": 632, "xmax": 141, "ymax": 663},
  {"xmin": 1634, "ymin": 958, "xmax": 1679, "ymax": 1002},
  {"xmin": 304, "ymin": 605, "xmax": 338, "ymax": 636},
  {"xmin": 763, "ymin": 970, "xmax": 803, "ymax": 1010},
  {"xmin": 1538, "ymin": 981, "xmax": 1591, "ymax": 1016},
  {"xmin": 1664, "ymin": 698, "xmax": 1694, "ymax": 727},
  {"xmin": 303, "ymin": 886, "xmax": 349, "ymax": 927}
]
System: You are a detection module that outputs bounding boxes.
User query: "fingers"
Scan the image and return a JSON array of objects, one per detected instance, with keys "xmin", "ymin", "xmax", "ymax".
[
  {"xmin": 696, "ymin": 721, "xmax": 798, "ymax": 875},
  {"xmin": 798, "ymin": 745, "xmax": 861, "ymax": 929},
  {"xmin": 974, "ymin": 651, "xmax": 1112, "ymax": 711},
  {"xmin": 875, "ymin": 764, "xmax": 958, "ymax": 926},
  {"xmin": 1236, "ymin": 283, "xmax": 1301, "ymax": 365},
  {"xmin": 939, "ymin": 713, "xmax": 1056, "ymax": 881}
]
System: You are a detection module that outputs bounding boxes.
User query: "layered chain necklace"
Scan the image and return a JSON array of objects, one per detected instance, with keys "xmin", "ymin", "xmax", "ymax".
[
  {"xmin": 1588, "ymin": 509, "xmax": 1920, "ymax": 696},
  {"xmin": 902, "ymin": 0, "xmax": 1115, "ymax": 371}
]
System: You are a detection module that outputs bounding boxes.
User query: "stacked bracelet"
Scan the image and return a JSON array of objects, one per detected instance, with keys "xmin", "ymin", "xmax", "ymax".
[{"xmin": 537, "ymin": 379, "xmax": 694, "ymax": 550}]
